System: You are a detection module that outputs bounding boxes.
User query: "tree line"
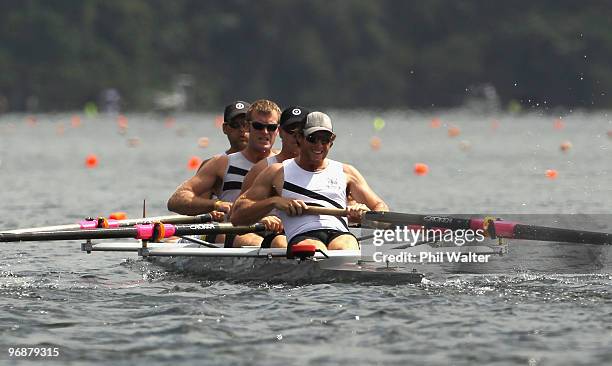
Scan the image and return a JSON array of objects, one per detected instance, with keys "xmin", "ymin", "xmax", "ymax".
[{"xmin": 1, "ymin": 0, "xmax": 610, "ymax": 112}]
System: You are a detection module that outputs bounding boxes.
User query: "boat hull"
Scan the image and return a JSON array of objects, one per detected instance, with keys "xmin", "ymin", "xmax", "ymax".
[{"xmin": 148, "ymin": 254, "xmax": 424, "ymax": 284}]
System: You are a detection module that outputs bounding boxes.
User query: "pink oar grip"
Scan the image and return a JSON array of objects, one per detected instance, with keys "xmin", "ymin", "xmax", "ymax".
[
  {"xmin": 164, "ymin": 224, "xmax": 176, "ymax": 237},
  {"xmin": 134, "ymin": 224, "xmax": 176, "ymax": 239},
  {"xmin": 79, "ymin": 219, "xmax": 120, "ymax": 229},
  {"xmin": 470, "ymin": 219, "xmax": 517, "ymax": 238},
  {"xmin": 135, "ymin": 224, "xmax": 154, "ymax": 239},
  {"xmin": 79, "ymin": 220, "xmax": 98, "ymax": 229},
  {"xmin": 491, "ymin": 221, "xmax": 517, "ymax": 238}
]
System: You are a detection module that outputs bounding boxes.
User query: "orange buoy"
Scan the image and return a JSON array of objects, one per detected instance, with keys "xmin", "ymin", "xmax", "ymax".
[
  {"xmin": 491, "ymin": 119, "xmax": 500, "ymax": 130},
  {"xmin": 545, "ymin": 169, "xmax": 558, "ymax": 179},
  {"xmin": 71, "ymin": 115, "xmax": 81, "ymax": 128},
  {"xmin": 606, "ymin": 130, "xmax": 612, "ymax": 139},
  {"xmin": 164, "ymin": 117, "xmax": 176, "ymax": 128},
  {"xmin": 448, "ymin": 126, "xmax": 461, "ymax": 137},
  {"xmin": 414, "ymin": 163, "xmax": 429, "ymax": 176},
  {"xmin": 117, "ymin": 115, "xmax": 128, "ymax": 128},
  {"xmin": 214, "ymin": 115, "xmax": 224, "ymax": 129},
  {"xmin": 109, "ymin": 212, "xmax": 127, "ymax": 220},
  {"xmin": 188, "ymin": 156, "xmax": 202, "ymax": 171},
  {"xmin": 85, "ymin": 154, "xmax": 99, "ymax": 168},
  {"xmin": 430, "ymin": 118, "xmax": 441, "ymax": 128},
  {"xmin": 553, "ymin": 119, "xmax": 564, "ymax": 130},
  {"xmin": 369, "ymin": 136, "xmax": 382, "ymax": 150},
  {"xmin": 26, "ymin": 116, "xmax": 37, "ymax": 126},
  {"xmin": 198, "ymin": 137, "xmax": 210, "ymax": 148},
  {"xmin": 560, "ymin": 141, "xmax": 572, "ymax": 152}
]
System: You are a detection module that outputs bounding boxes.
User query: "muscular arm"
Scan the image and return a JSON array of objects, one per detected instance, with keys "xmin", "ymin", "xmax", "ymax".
[
  {"xmin": 240, "ymin": 158, "xmax": 269, "ymax": 194},
  {"xmin": 167, "ymin": 156, "xmax": 226, "ymax": 215},
  {"xmin": 230, "ymin": 164, "xmax": 283, "ymax": 225},
  {"xmin": 344, "ymin": 164, "xmax": 389, "ymax": 212},
  {"xmin": 195, "ymin": 156, "xmax": 215, "ymax": 173}
]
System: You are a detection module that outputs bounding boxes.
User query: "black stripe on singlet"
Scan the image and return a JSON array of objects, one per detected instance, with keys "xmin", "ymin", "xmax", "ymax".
[
  {"xmin": 305, "ymin": 203, "xmax": 350, "ymax": 230},
  {"xmin": 222, "ymin": 181, "xmax": 242, "ymax": 191},
  {"xmin": 283, "ymin": 181, "xmax": 344, "ymax": 209},
  {"xmin": 227, "ymin": 165, "xmax": 249, "ymax": 176}
]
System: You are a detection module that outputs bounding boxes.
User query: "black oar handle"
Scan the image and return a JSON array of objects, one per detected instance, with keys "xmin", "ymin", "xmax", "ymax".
[
  {"xmin": 364, "ymin": 212, "xmax": 472, "ymax": 230},
  {"xmin": 173, "ymin": 223, "xmax": 266, "ymax": 236}
]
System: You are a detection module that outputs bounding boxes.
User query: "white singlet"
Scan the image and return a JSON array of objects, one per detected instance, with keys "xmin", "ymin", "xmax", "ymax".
[
  {"xmin": 278, "ymin": 158, "xmax": 349, "ymax": 242},
  {"xmin": 218, "ymin": 152, "xmax": 254, "ymax": 203}
]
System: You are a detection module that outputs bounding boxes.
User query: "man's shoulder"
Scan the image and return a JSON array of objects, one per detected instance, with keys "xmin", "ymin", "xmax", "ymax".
[
  {"xmin": 341, "ymin": 162, "xmax": 364, "ymax": 181},
  {"xmin": 209, "ymin": 153, "xmax": 229, "ymax": 164},
  {"xmin": 340, "ymin": 161, "xmax": 357, "ymax": 172},
  {"xmin": 259, "ymin": 161, "xmax": 284, "ymax": 181},
  {"xmin": 265, "ymin": 161, "xmax": 284, "ymax": 173},
  {"xmin": 244, "ymin": 157, "xmax": 266, "ymax": 180},
  {"xmin": 197, "ymin": 153, "xmax": 229, "ymax": 176}
]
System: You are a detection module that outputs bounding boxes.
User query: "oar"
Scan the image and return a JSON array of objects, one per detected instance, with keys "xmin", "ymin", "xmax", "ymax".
[
  {"xmin": 0, "ymin": 214, "xmax": 213, "ymax": 234},
  {"xmin": 304, "ymin": 206, "xmax": 348, "ymax": 215},
  {"xmin": 303, "ymin": 208, "xmax": 612, "ymax": 245},
  {"xmin": 0, "ymin": 222, "xmax": 265, "ymax": 243},
  {"xmin": 364, "ymin": 211, "xmax": 612, "ymax": 245}
]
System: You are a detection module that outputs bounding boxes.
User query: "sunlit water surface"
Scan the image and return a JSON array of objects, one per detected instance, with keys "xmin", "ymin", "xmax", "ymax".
[{"xmin": 1, "ymin": 110, "xmax": 611, "ymax": 365}]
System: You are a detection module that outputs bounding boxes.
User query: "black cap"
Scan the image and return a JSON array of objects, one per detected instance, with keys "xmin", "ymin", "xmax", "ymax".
[
  {"xmin": 280, "ymin": 106, "xmax": 309, "ymax": 127},
  {"xmin": 224, "ymin": 101, "xmax": 250, "ymax": 122}
]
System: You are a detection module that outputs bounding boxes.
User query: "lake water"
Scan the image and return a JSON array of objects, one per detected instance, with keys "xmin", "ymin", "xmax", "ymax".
[{"xmin": 1, "ymin": 110, "xmax": 611, "ymax": 365}]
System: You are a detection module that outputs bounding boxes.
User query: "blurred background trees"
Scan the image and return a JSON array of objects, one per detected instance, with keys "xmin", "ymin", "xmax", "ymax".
[{"xmin": 0, "ymin": 0, "xmax": 610, "ymax": 112}]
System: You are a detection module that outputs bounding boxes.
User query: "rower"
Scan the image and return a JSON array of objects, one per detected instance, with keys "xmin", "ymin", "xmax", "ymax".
[
  {"xmin": 231, "ymin": 111, "xmax": 389, "ymax": 254},
  {"xmin": 167, "ymin": 99, "xmax": 281, "ymax": 247},
  {"xmin": 240, "ymin": 106, "xmax": 310, "ymax": 248},
  {"xmin": 195, "ymin": 100, "xmax": 251, "ymax": 174},
  {"xmin": 169, "ymin": 101, "xmax": 250, "ymax": 226}
]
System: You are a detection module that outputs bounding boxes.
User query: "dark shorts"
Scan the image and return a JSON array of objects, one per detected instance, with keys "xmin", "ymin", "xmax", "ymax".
[
  {"xmin": 260, "ymin": 231, "xmax": 283, "ymax": 248},
  {"xmin": 223, "ymin": 231, "xmax": 284, "ymax": 248},
  {"xmin": 288, "ymin": 229, "xmax": 357, "ymax": 248}
]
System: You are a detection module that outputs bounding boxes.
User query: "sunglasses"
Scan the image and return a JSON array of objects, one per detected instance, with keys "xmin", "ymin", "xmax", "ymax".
[
  {"xmin": 250, "ymin": 121, "xmax": 279, "ymax": 132},
  {"xmin": 225, "ymin": 120, "xmax": 248, "ymax": 129},
  {"xmin": 306, "ymin": 133, "xmax": 334, "ymax": 145},
  {"xmin": 282, "ymin": 123, "xmax": 301, "ymax": 135}
]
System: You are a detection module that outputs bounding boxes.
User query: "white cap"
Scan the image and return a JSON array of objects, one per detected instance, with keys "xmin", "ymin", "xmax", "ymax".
[{"xmin": 303, "ymin": 112, "xmax": 333, "ymax": 136}]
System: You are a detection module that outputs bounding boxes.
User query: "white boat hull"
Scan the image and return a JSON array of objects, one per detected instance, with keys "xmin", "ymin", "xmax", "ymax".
[{"xmin": 82, "ymin": 234, "xmax": 507, "ymax": 284}]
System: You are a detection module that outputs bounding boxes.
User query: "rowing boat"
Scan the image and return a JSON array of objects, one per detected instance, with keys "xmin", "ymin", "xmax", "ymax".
[
  {"xmin": 89, "ymin": 240, "xmax": 426, "ymax": 284},
  {"xmin": 78, "ymin": 225, "xmax": 508, "ymax": 284},
  {"xmin": 2, "ymin": 211, "xmax": 610, "ymax": 284}
]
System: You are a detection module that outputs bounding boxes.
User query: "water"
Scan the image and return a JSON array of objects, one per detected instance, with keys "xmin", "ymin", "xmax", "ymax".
[{"xmin": 1, "ymin": 110, "xmax": 612, "ymax": 365}]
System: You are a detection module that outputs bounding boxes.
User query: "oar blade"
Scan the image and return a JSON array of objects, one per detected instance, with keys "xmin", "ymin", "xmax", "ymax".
[{"xmin": 513, "ymin": 224, "xmax": 612, "ymax": 245}]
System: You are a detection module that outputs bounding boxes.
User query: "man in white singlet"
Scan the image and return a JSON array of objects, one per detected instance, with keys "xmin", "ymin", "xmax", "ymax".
[
  {"xmin": 191, "ymin": 101, "xmax": 251, "ymax": 223},
  {"xmin": 167, "ymin": 99, "xmax": 281, "ymax": 247},
  {"xmin": 231, "ymin": 111, "xmax": 388, "ymax": 253},
  {"xmin": 240, "ymin": 106, "xmax": 309, "ymax": 248}
]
